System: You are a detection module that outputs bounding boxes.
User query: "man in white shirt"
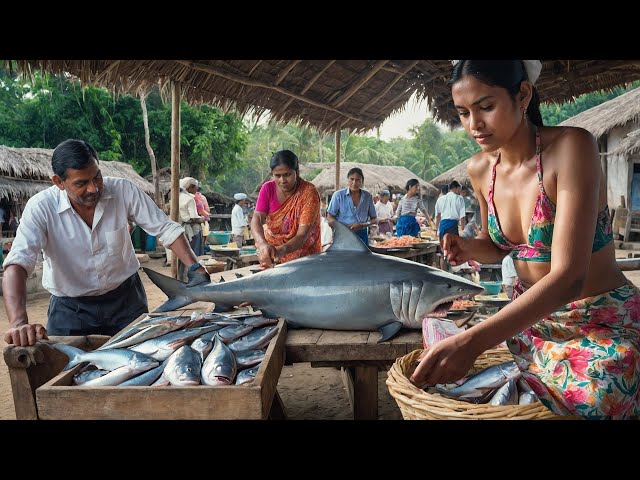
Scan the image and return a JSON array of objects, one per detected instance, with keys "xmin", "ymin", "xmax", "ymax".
[
  {"xmin": 178, "ymin": 176, "xmax": 205, "ymax": 277},
  {"xmin": 2, "ymin": 139, "xmax": 209, "ymax": 346},
  {"xmin": 435, "ymin": 181, "xmax": 466, "ymax": 270},
  {"xmin": 231, "ymin": 193, "xmax": 249, "ymax": 246}
]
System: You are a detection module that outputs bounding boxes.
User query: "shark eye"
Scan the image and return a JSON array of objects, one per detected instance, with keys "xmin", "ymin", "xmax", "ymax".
[{"xmin": 447, "ymin": 283, "xmax": 452, "ymax": 289}]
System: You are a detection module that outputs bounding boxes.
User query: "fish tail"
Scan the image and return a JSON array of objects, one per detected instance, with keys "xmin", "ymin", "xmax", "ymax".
[
  {"xmin": 142, "ymin": 267, "xmax": 195, "ymax": 313},
  {"xmin": 49, "ymin": 343, "xmax": 85, "ymax": 370}
]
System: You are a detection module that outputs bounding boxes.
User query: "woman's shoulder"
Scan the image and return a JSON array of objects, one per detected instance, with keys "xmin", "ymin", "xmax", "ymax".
[
  {"xmin": 541, "ymin": 125, "xmax": 596, "ymax": 151},
  {"xmin": 466, "ymin": 151, "xmax": 496, "ymax": 178}
]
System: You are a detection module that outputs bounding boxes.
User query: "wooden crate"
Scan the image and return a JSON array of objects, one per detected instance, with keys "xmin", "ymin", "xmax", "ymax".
[{"xmin": 35, "ymin": 318, "xmax": 286, "ymax": 420}]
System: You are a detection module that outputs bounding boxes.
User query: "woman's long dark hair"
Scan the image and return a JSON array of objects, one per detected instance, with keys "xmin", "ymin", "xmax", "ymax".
[{"xmin": 449, "ymin": 60, "xmax": 543, "ymax": 127}]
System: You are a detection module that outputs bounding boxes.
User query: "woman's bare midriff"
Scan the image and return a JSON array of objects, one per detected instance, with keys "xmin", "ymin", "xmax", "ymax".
[{"xmin": 514, "ymin": 242, "xmax": 627, "ymax": 298}]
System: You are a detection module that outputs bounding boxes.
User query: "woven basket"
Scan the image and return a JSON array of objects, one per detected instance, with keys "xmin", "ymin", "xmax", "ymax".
[{"xmin": 386, "ymin": 348, "xmax": 566, "ymax": 420}]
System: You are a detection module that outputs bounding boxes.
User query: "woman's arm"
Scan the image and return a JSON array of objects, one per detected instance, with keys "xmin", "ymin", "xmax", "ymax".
[
  {"xmin": 251, "ymin": 210, "xmax": 278, "ymax": 267},
  {"xmin": 413, "ymin": 128, "xmax": 603, "ymax": 385}
]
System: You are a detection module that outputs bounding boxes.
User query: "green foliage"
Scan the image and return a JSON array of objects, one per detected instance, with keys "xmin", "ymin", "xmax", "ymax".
[
  {"xmin": 540, "ymin": 81, "xmax": 640, "ymax": 126},
  {"xmin": 0, "ymin": 67, "xmax": 248, "ymax": 187}
]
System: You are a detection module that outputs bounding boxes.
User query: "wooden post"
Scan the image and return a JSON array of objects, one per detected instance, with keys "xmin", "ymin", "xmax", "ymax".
[
  {"xmin": 335, "ymin": 128, "xmax": 341, "ymax": 193},
  {"xmin": 170, "ymin": 81, "xmax": 181, "ymax": 279}
]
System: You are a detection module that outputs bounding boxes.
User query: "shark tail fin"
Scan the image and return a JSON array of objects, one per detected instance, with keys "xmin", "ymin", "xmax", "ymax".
[{"xmin": 142, "ymin": 267, "xmax": 195, "ymax": 313}]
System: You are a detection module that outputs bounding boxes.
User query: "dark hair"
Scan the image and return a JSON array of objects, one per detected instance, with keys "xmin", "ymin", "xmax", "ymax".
[
  {"xmin": 270, "ymin": 150, "xmax": 299, "ymax": 175},
  {"xmin": 347, "ymin": 167, "xmax": 364, "ymax": 181},
  {"xmin": 449, "ymin": 180, "xmax": 461, "ymax": 190},
  {"xmin": 440, "ymin": 185, "xmax": 449, "ymax": 195},
  {"xmin": 449, "ymin": 60, "xmax": 543, "ymax": 127},
  {"xmin": 51, "ymin": 139, "xmax": 100, "ymax": 180},
  {"xmin": 405, "ymin": 178, "xmax": 419, "ymax": 191}
]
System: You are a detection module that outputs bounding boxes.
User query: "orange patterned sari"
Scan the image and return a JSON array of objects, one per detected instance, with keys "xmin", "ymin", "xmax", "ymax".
[{"xmin": 264, "ymin": 179, "xmax": 321, "ymax": 264}]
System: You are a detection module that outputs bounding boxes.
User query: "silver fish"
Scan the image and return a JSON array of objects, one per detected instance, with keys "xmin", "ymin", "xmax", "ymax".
[
  {"xmin": 144, "ymin": 221, "xmax": 483, "ymax": 342},
  {"xmin": 190, "ymin": 330, "xmax": 219, "ymax": 363},
  {"xmin": 73, "ymin": 368, "xmax": 109, "ymax": 385},
  {"xmin": 202, "ymin": 336, "xmax": 237, "ymax": 386},
  {"xmin": 234, "ymin": 349, "xmax": 266, "ymax": 368},
  {"xmin": 82, "ymin": 356, "xmax": 158, "ymax": 387},
  {"xmin": 99, "ymin": 314, "xmax": 189, "ymax": 349},
  {"xmin": 98, "ymin": 319, "xmax": 190, "ymax": 350},
  {"xmin": 243, "ymin": 316, "xmax": 278, "ymax": 328},
  {"xmin": 435, "ymin": 361, "xmax": 520, "ymax": 403},
  {"xmin": 119, "ymin": 357, "xmax": 171, "ymax": 386},
  {"xmin": 489, "ymin": 378, "xmax": 519, "ymax": 406},
  {"xmin": 50, "ymin": 343, "xmax": 158, "ymax": 372},
  {"xmin": 128, "ymin": 323, "xmax": 221, "ymax": 361},
  {"xmin": 235, "ymin": 365, "xmax": 260, "ymax": 385},
  {"xmin": 227, "ymin": 325, "xmax": 278, "ymax": 352},
  {"xmin": 517, "ymin": 377, "xmax": 539, "ymax": 405},
  {"xmin": 218, "ymin": 324, "xmax": 254, "ymax": 343},
  {"xmin": 164, "ymin": 345, "xmax": 202, "ymax": 386}
]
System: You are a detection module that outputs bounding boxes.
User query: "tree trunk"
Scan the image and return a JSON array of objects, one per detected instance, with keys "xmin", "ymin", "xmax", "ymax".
[{"xmin": 140, "ymin": 92, "xmax": 162, "ymax": 207}]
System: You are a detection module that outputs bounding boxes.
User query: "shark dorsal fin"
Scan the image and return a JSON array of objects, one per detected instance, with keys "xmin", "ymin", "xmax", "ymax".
[{"xmin": 326, "ymin": 220, "xmax": 372, "ymax": 254}]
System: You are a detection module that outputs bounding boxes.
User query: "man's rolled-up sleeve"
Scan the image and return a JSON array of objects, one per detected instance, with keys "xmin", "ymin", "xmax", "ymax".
[{"xmin": 125, "ymin": 180, "xmax": 185, "ymax": 248}]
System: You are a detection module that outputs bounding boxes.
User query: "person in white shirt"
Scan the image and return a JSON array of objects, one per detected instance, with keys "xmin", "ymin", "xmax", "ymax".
[
  {"xmin": 2, "ymin": 139, "xmax": 209, "ymax": 347},
  {"xmin": 231, "ymin": 193, "xmax": 249, "ymax": 246},
  {"xmin": 375, "ymin": 190, "xmax": 394, "ymax": 236},
  {"xmin": 178, "ymin": 177, "xmax": 206, "ymax": 270},
  {"xmin": 435, "ymin": 181, "xmax": 466, "ymax": 270}
]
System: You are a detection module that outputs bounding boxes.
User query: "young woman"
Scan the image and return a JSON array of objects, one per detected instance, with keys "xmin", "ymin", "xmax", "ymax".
[
  {"xmin": 394, "ymin": 179, "xmax": 433, "ymax": 237},
  {"xmin": 411, "ymin": 60, "xmax": 639, "ymax": 418},
  {"xmin": 251, "ymin": 150, "xmax": 321, "ymax": 268}
]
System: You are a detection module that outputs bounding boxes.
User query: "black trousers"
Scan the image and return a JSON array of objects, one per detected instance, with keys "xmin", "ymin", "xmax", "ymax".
[{"xmin": 46, "ymin": 272, "xmax": 148, "ymax": 337}]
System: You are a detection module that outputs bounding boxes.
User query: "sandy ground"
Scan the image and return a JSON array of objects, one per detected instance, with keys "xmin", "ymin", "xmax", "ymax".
[
  {"xmin": 3, "ymin": 256, "xmax": 640, "ymax": 421},
  {"xmin": 0, "ymin": 257, "xmax": 403, "ymax": 420}
]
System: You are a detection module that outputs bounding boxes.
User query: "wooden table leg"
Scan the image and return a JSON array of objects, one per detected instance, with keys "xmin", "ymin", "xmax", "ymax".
[{"xmin": 353, "ymin": 366, "xmax": 378, "ymax": 420}]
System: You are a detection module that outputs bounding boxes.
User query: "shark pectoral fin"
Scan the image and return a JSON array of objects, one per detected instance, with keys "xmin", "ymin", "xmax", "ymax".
[{"xmin": 377, "ymin": 321, "xmax": 403, "ymax": 343}]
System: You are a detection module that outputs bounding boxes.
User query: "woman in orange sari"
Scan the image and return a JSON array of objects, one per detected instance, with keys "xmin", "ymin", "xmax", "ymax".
[{"xmin": 251, "ymin": 150, "xmax": 321, "ymax": 268}]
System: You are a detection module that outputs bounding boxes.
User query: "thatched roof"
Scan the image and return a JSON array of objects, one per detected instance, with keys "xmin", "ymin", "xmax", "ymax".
[
  {"xmin": 0, "ymin": 144, "xmax": 154, "ymax": 200},
  {"xmin": 610, "ymin": 129, "xmax": 640, "ymax": 157},
  {"xmin": 429, "ymin": 159, "xmax": 472, "ymax": 189},
  {"xmin": 558, "ymin": 86, "xmax": 640, "ymax": 139},
  {"xmin": 9, "ymin": 60, "xmax": 640, "ymax": 130},
  {"xmin": 310, "ymin": 162, "xmax": 438, "ymax": 198}
]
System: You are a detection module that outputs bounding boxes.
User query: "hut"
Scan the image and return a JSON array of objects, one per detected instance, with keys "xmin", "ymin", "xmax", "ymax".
[
  {"xmin": 559, "ymin": 86, "xmax": 640, "ymax": 214},
  {"xmin": 309, "ymin": 162, "xmax": 438, "ymax": 212},
  {"xmin": 0, "ymin": 144, "xmax": 154, "ymax": 240},
  {"xmin": 429, "ymin": 159, "xmax": 472, "ymax": 190}
]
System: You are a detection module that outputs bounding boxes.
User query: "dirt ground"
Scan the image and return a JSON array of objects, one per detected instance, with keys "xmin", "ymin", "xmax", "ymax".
[
  {"xmin": 3, "ymin": 256, "xmax": 640, "ymax": 421},
  {"xmin": 0, "ymin": 257, "xmax": 403, "ymax": 420}
]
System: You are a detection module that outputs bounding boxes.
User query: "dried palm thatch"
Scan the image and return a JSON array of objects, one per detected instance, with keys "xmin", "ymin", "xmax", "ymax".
[
  {"xmin": 0, "ymin": 145, "xmax": 154, "ymax": 200},
  {"xmin": 310, "ymin": 162, "xmax": 438, "ymax": 198},
  {"xmin": 8, "ymin": 60, "xmax": 640, "ymax": 130},
  {"xmin": 558, "ymin": 87, "xmax": 640, "ymax": 138},
  {"xmin": 609, "ymin": 129, "xmax": 640, "ymax": 157},
  {"xmin": 429, "ymin": 159, "xmax": 472, "ymax": 189}
]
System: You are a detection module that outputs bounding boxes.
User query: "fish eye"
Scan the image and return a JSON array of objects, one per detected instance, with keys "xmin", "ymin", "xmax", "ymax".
[{"xmin": 447, "ymin": 283, "xmax": 452, "ymax": 289}]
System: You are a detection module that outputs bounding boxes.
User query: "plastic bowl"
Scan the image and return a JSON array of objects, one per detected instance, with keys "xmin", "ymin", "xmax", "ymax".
[
  {"xmin": 479, "ymin": 281, "xmax": 502, "ymax": 295},
  {"xmin": 208, "ymin": 231, "xmax": 231, "ymax": 245}
]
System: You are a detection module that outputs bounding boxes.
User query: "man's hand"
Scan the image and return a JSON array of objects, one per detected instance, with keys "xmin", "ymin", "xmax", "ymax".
[
  {"xmin": 4, "ymin": 323, "xmax": 48, "ymax": 347},
  {"xmin": 187, "ymin": 267, "xmax": 211, "ymax": 288}
]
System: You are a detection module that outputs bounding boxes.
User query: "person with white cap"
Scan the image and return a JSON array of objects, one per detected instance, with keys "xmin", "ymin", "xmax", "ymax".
[
  {"xmin": 2, "ymin": 139, "xmax": 209, "ymax": 346},
  {"xmin": 178, "ymin": 176, "xmax": 206, "ymax": 276},
  {"xmin": 412, "ymin": 60, "xmax": 637, "ymax": 419},
  {"xmin": 231, "ymin": 192, "xmax": 249, "ymax": 247}
]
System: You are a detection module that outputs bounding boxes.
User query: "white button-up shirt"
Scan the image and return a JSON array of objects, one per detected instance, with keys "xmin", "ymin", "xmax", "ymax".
[{"xmin": 3, "ymin": 177, "xmax": 184, "ymax": 297}]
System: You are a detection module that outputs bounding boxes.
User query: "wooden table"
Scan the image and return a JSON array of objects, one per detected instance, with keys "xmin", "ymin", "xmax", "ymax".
[{"xmin": 211, "ymin": 266, "xmax": 423, "ymax": 420}]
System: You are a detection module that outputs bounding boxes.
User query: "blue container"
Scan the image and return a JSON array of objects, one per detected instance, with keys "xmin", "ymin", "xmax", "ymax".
[
  {"xmin": 480, "ymin": 281, "xmax": 502, "ymax": 295},
  {"xmin": 145, "ymin": 234, "xmax": 157, "ymax": 252},
  {"xmin": 208, "ymin": 231, "xmax": 231, "ymax": 245}
]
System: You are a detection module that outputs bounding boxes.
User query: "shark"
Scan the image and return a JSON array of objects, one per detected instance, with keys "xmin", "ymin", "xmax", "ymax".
[{"xmin": 144, "ymin": 220, "xmax": 483, "ymax": 342}]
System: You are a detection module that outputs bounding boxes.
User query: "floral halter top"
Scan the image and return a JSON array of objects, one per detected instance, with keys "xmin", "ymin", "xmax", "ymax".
[{"xmin": 487, "ymin": 127, "xmax": 613, "ymax": 262}]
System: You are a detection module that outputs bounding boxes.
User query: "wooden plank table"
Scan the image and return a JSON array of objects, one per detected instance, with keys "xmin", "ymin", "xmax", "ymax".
[{"xmin": 212, "ymin": 266, "xmax": 424, "ymax": 420}]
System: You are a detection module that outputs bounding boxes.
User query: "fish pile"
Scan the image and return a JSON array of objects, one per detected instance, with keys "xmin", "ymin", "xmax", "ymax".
[
  {"xmin": 424, "ymin": 362, "xmax": 540, "ymax": 406},
  {"xmin": 50, "ymin": 309, "xmax": 279, "ymax": 387}
]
